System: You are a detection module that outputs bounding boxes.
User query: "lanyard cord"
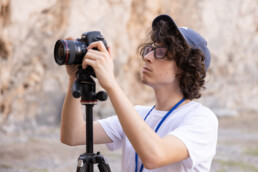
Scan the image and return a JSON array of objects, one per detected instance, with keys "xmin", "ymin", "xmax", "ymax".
[{"xmin": 135, "ymin": 98, "xmax": 185, "ymax": 172}]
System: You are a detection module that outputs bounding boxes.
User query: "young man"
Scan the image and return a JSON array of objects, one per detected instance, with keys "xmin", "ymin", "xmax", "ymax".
[{"xmin": 60, "ymin": 14, "xmax": 218, "ymax": 172}]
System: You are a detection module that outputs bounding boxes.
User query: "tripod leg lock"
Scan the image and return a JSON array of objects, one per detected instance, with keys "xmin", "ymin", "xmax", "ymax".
[
  {"xmin": 77, "ymin": 159, "xmax": 84, "ymax": 168},
  {"xmin": 76, "ymin": 152, "xmax": 111, "ymax": 172}
]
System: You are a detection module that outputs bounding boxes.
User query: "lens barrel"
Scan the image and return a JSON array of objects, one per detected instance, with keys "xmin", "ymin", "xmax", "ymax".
[{"xmin": 54, "ymin": 39, "xmax": 87, "ymax": 65}]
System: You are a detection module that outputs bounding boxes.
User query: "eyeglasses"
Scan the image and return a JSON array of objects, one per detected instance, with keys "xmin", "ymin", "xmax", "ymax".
[{"xmin": 142, "ymin": 46, "xmax": 167, "ymax": 59}]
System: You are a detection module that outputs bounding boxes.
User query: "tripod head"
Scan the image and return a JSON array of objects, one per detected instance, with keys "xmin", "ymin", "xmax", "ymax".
[{"xmin": 72, "ymin": 65, "xmax": 108, "ymax": 104}]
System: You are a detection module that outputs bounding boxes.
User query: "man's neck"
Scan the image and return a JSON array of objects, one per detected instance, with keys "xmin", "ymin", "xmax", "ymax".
[{"xmin": 153, "ymin": 85, "xmax": 187, "ymax": 111}]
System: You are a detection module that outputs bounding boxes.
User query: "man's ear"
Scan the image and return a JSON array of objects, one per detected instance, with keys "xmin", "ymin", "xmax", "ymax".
[
  {"xmin": 175, "ymin": 66, "xmax": 183, "ymax": 79},
  {"xmin": 176, "ymin": 74, "xmax": 182, "ymax": 79}
]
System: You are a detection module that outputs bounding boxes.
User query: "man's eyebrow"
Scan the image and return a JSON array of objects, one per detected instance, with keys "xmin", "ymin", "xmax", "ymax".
[{"xmin": 153, "ymin": 42, "xmax": 164, "ymax": 47}]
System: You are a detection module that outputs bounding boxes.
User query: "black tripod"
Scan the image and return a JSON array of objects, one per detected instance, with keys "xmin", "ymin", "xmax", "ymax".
[{"xmin": 72, "ymin": 66, "xmax": 111, "ymax": 172}]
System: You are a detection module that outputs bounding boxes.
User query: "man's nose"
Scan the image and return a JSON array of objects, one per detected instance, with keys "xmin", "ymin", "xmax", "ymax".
[{"xmin": 143, "ymin": 51, "xmax": 154, "ymax": 63}]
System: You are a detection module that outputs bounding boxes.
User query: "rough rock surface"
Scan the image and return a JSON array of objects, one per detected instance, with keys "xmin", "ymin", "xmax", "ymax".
[{"xmin": 0, "ymin": 0, "xmax": 257, "ymax": 129}]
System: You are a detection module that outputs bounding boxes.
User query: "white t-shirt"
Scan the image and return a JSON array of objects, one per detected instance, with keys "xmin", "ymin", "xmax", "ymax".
[{"xmin": 98, "ymin": 101, "xmax": 218, "ymax": 172}]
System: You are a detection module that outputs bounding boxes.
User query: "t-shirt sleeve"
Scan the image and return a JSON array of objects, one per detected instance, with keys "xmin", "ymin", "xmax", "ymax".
[
  {"xmin": 169, "ymin": 107, "xmax": 218, "ymax": 169},
  {"xmin": 97, "ymin": 105, "xmax": 149, "ymax": 151},
  {"xmin": 98, "ymin": 115, "xmax": 124, "ymax": 151}
]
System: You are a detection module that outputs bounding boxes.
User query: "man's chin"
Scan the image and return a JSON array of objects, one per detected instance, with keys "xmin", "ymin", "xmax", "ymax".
[
  {"xmin": 141, "ymin": 77, "xmax": 147, "ymax": 84},
  {"xmin": 141, "ymin": 79, "xmax": 152, "ymax": 87}
]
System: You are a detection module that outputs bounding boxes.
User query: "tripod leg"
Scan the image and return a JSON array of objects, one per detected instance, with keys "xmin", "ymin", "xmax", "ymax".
[
  {"xmin": 96, "ymin": 152, "xmax": 111, "ymax": 172},
  {"xmin": 76, "ymin": 160, "xmax": 93, "ymax": 172},
  {"xmin": 98, "ymin": 162, "xmax": 111, "ymax": 172},
  {"xmin": 77, "ymin": 154, "xmax": 92, "ymax": 172},
  {"xmin": 87, "ymin": 164, "xmax": 94, "ymax": 172},
  {"xmin": 76, "ymin": 166, "xmax": 85, "ymax": 172},
  {"xmin": 77, "ymin": 159, "xmax": 86, "ymax": 172}
]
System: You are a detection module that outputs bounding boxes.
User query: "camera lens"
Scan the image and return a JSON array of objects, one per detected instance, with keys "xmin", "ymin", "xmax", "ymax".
[
  {"xmin": 54, "ymin": 39, "xmax": 87, "ymax": 65},
  {"xmin": 54, "ymin": 40, "xmax": 67, "ymax": 65}
]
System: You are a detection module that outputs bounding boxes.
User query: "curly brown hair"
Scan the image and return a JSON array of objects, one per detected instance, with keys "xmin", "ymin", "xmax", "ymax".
[{"xmin": 138, "ymin": 20, "xmax": 206, "ymax": 99}]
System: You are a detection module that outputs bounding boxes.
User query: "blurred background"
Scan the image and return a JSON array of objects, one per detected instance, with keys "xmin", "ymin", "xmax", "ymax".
[{"xmin": 0, "ymin": 0, "xmax": 257, "ymax": 171}]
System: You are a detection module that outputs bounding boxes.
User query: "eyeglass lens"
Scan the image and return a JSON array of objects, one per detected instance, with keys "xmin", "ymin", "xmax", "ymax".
[{"xmin": 142, "ymin": 46, "xmax": 167, "ymax": 59}]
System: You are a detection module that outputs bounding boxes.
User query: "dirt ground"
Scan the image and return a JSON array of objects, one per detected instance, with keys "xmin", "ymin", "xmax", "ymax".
[{"xmin": 0, "ymin": 113, "xmax": 258, "ymax": 172}]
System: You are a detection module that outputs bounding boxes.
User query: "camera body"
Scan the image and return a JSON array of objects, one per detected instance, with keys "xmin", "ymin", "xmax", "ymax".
[{"xmin": 54, "ymin": 31, "xmax": 107, "ymax": 65}]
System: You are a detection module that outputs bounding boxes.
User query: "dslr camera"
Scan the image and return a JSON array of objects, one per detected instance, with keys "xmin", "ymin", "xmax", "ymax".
[{"xmin": 54, "ymin": 31, "xmax": 107, "ymax": 65}]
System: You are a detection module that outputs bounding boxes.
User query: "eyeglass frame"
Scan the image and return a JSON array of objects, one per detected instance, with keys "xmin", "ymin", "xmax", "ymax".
[{"xmin": 141, "ymin": 45, "xmax": 168, "ymax": 59}]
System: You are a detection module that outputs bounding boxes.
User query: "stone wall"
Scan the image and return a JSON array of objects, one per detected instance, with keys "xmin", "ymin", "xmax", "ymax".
[{"xmin": 0, "ymin": 0, "xmax": 257, "ymax": 129}]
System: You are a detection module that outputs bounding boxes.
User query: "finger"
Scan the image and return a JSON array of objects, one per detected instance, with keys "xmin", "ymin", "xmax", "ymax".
[
  {"xmin": 65, "ymin": 36, "xmax": 75, "ymax": 40},
  {"xmin": 107, "ymin": 46, "xmax": 113, "ymax": 58},
  {"xmin": 87, "ymin": 49, "xmax": 105, "ymax": 56},
  {"xmin": 87, "ymin": 41, "xmax": 107, "ymax": 53},
  {"xmin": 82, "ymin": 58, "xmax": 96, "ymax": 69},
  {"xmin": 84, "ymin": 51, "xmax": 103, "ymax": 62}
]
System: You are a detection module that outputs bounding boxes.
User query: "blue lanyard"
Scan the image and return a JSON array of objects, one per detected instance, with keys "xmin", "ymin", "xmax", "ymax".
[{"xmin": 135, "ymin": 98, "xmax": 185, "ymax": 172}]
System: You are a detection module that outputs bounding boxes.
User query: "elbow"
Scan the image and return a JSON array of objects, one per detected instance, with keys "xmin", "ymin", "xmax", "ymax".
[
  {"xmin": 60, "ymin": 133, "xmax": 78, "ymax": 146},
  {"xmin": 60, "ymin": 136, "xmax": 74, "ymax": 146},
  {"xmin": 141, "ymin": 151, "xmax": 165, "ymax": 169},
  {"xmin": 142, "ymin": 150, "xmax": 184, "ymax": 169},
  {"xmin": 142, "ymin": 161, "xmax": 157, "ymax": 170},
  {"xmin": 60, "ymin": 126, "xmax": 78, "ymax": 146},
  {"xmin": 142, "ymin": 157, "xmax": 161, "ymax": 170}
]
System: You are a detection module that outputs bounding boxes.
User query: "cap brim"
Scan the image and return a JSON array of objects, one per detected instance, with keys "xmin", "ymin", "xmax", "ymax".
[{"xmin": 152, "ymin": 14, "xmax": 187, "ymax": 44}]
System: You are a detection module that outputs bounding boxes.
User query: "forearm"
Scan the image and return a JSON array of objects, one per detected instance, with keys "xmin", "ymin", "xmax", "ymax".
[
  {"xmin": 60, "ymin": 78, "xmax": 86, "ymax": 145},
  {"xmin": 105, "ymin": 82, "xmax": 163, "ymax": 165}
]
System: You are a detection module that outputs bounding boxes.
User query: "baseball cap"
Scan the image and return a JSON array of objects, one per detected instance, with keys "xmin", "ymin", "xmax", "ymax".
[{"xmin": 152, "ymin": 14, "xmax": 211, "ymax": 70}]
